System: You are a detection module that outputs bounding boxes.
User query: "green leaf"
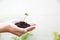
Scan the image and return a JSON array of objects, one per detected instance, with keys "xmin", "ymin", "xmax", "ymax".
[
  {"xmin": 58, "ymin": 34, "xmax": 60, "ymax": 40},
  {"xmin": 53, "ymin": 32, "xmax": 58, "ymax": 40},
  {"xmin": 11, "ymin": 37, "xmax": 19, "ymax": 40},
  {"xmin": 20, "ymin": 32, "xmax": 32, "ymax": 40},
  {"xmin": 25, "ymin": 13, "xmax": 29, "ymax": 16}
]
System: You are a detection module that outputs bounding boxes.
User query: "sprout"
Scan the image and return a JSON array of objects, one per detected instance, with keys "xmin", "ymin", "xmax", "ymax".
[
  {"xmin": 25, "ymin": 13, "xmax": 29, "ymax": 16},
  {"xmin": 24, "ymin": 13, "xmax": 29, "ymax": 21},
  {"xmin": 11, "ymin": 13, "xmax": 32, "ymax": 40}
]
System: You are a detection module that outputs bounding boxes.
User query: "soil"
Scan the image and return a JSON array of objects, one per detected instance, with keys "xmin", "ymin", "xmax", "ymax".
[{"xmin": 15, "ymin": 21, "xmax": 30, "ymax": 28}]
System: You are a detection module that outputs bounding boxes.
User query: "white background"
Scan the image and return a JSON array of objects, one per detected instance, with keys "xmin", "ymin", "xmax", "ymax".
[{"xmin": 0, "ymin": 0, "xmax": 60, "ymax": 40}]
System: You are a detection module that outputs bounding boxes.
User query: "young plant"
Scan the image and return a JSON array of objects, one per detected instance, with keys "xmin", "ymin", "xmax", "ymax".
[
  {"xmin": 11, "ymin": 13, "xmax": 33, "ymax": 40},
  {"xmin": 24, "ymin": 13, "xmax": 29, "ymax": 21},
  {"xmin": 15, "ymin": 13, "xmax": 30, "ymax": 28}
]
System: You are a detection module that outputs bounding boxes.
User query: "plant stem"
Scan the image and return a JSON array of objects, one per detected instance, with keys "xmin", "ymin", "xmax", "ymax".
[
  {"xmin": 24, "ymin": 13, "xmax": 29, "ymax": 22},
  {"xmin": 24, "ymin": 15, "xmax": 27, "ymax": 22}
]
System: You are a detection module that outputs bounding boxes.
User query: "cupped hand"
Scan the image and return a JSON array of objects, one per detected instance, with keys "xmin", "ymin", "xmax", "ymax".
[{"xmin": 2, "ymin": 19, "xmax": 36, "ymax": 36}]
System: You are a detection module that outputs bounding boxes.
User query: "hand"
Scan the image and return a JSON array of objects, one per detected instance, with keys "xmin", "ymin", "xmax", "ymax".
[{"xmin": 0, "ymin": 19, "xmax": 36, "ymax": 36}]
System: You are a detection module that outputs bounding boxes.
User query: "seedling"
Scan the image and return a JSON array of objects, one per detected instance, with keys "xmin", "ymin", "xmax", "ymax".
[
  {"xmin": 15, "ymin": 13, "xmax": 30, "ymax": 28},
  {"xmin": 11, "ymin": 13, "xmax": 33, "ymax": 40},
  {"xmin": 24, "ymin": 13, "xmax": 29, "ymax": 21}
]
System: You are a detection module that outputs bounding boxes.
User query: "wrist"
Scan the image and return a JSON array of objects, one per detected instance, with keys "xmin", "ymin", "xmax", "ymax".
[{"xmin": 0, "ymin": 23, "xmax": 10, "ymax": 32}]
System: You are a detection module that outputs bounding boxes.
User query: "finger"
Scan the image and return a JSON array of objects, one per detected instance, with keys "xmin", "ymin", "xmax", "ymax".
[{"xmin": 25, "ymin": 24, "xmax": 36, "ymax": 31}]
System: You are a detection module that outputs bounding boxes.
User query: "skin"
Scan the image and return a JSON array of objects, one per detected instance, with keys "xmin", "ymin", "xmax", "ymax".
[{"xmin": 0, "ymin": 19, "xmax": 36, "ymax": 36}]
